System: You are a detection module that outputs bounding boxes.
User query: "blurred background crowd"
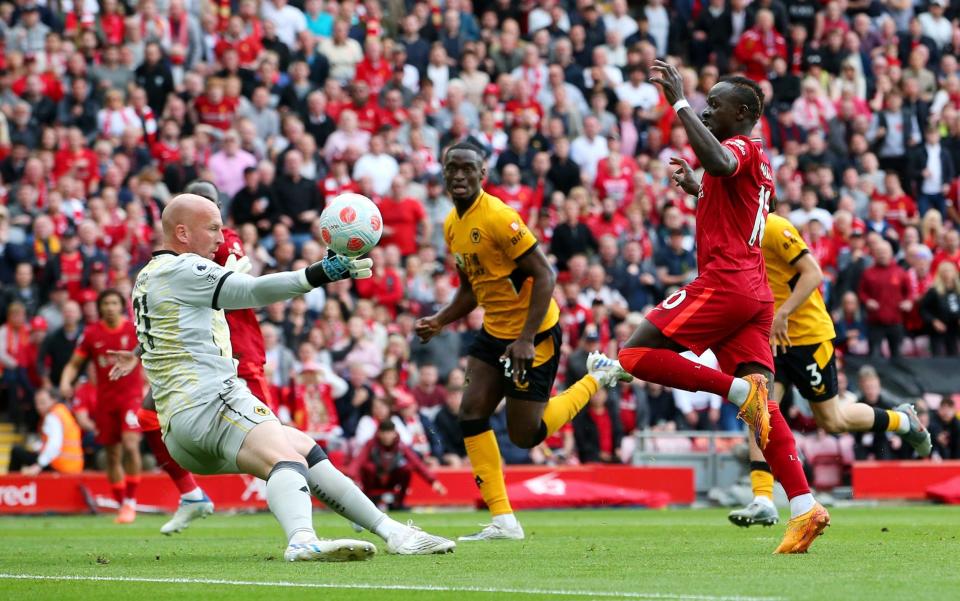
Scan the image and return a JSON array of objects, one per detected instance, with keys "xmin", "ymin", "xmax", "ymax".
[{"xmin": 1, "ymin": 0, "xmax": 960, "ymax": 487}]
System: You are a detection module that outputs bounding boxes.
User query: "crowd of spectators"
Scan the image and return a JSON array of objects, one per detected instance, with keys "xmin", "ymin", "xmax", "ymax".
[{"xmin": 2, "ymin": 0, "xmax": 960, "ymax": 479}]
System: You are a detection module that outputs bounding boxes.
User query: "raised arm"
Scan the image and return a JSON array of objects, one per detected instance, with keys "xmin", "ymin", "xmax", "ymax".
[{"xmin": 650, "ymin": 60, "xmax": 739, "ymax": 177}]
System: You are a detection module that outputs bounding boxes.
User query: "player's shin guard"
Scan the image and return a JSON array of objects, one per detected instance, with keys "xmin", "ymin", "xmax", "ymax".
[
  {"xmin": 540, "ymin": 375, "xmax": 599, "ymax": 441},
  {"xmin": 303, "ymin": 445, "xmax": 397, "ymax": 538},
  {"xmin": 462, "ymin": 419, "xmax": 512, "ymax": 516},
  {"xmin": 760, "ymin": 402, "xmax": 810, "ymax": 500},
  {"xmin": 144, "ymin": 429, "xmax": 199, "ymax": 495},
  {"xmin": 750, "ymin": 461, "xmax": 774, "ymax": 500},
  {"xmin": 618, "ymin": 347, "xmax": 734, "ymax": 397},
  {"xmin": 266, "ymin": 461, "xmax": 315, "ymax": 543}
]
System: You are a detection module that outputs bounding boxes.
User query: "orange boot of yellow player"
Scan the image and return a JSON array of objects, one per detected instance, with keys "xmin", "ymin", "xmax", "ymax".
[{"xmin": 114, "ymin": 501, "xmax": 137, "ymax": 524}]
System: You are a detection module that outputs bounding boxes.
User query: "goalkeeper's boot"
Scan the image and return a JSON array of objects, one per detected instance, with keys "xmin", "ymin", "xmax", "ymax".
[
  {"xmin": 896, "ymin": 403, "xmax": 933, "ymax": 458},
  {"xmin": 386, "ymin": 522, "xmax": 456, "ymax": 555},
  {"xmin": 161, "ymin": 495, "xmax": 215, "ymax": 535},
  {"xmin": 737, "ymin": 374, "xmax": 771, "ymax": 450},
  {"xmin": 284, "ymin": 537, "xmax": 377, "ymax": 562},
  {"xmin": 728, "ymin": 500, "xmax": 779, "ymax": 528},
  {"xmin": 774, "ymin": 503, "xmax": 830, "ymax": 554}
]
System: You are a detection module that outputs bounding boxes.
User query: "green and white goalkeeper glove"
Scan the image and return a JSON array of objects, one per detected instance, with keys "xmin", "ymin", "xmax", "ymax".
[
  {"xmin": 305, "ymin": 252, "xmax": 373, "ymax": 286},
  {"xmin": 223, "ymin": 254, "xmax": 253, "ymax": 274}
]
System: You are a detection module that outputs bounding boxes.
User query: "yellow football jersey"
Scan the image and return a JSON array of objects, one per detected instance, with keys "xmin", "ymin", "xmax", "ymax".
[
  {"xmin": 762, "ymin": 214, "xmax": 836, "ymax": 345},
  {"xmin": 444, "ymin": 189, "xmax": 560, "ymax": 339}
]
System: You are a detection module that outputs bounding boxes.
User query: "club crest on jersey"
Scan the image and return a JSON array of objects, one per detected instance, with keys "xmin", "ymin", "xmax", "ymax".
[{"xmin": 470, "ymin": 228, "xmax": 481, "ymax": 244}]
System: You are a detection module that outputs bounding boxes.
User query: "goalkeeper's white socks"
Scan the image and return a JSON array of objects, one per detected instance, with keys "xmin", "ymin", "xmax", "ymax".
[
  {"xmin": 305, "ymin": 447, "xmax": 405, "ymax": 541},
  {"xmin": 266, "ymin": 461, "xmax": 316, "ymax": 544}
]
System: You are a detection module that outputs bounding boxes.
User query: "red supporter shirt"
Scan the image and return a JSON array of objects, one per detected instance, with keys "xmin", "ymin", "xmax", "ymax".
[
  {"xmin": 858, "ymin": 262, "xmax": 910, "ymax": 326},
  {"xmin": 591, "ymin": 407, "xmax": 614, "ymax": 455},
  {"xmin": 75, "ymin": 319, "xmax": 144, "ymax": 406},
  {"xmin": 59, "ymin": 251, "xmax": 85, "ymax": 301},
  {"xmin": 151, "ymin": 140, "xmax": 181, "ymax": 171},
  {"xmin": 489, "ymin": 184, "xmax": 539, "ymax": 223},
  {"xmin": 586, "ymin": 212, "xmax": 630, "ymax": 240},
  {"xmin": 214, "ymin": 37, "xmax": 261, "ymax": 65},
  {"xmin": 350, "ymin": 102, "xmax": 383, "ymax": 133},
  {"xmin": 194, "ymin": 95, "xmax": 239, "ymax": 131},
  {"xmin": 321, "ymin": 176, "xmax": 359, "ymax": 198},
  {"xmin": 504, "ymin": 99, "xmax": 543, "ymax": 129},
  {"xmin": 214, "ymin": 228, "xmax": 266, "ymax": 379},
  {"xmin": 695, "ymin": 135, "xmax": 774, "ymax": 302},
  {"xmin": 594, "ymin": 156, "xmax": 639, "ymax": 206},
  {"xmin": 876, "ymin": 192, "xmax": 917, "ymax": 236},
  {"xmin": 354, "ymin": 266, "xmax": 405, "ymax": 317},
  {"xmin": 377, "ymin": 197, "xmax": 425, "ymax": 256},
  {"xmin": 354, "ymin": 58, "xmax": 392, "ymax": 95}
]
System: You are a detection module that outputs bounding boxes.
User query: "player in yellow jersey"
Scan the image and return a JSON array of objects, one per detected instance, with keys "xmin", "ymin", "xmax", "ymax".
[
  {"xmin": 729, "ymin": 213, "xmax": 932, "ymax": 531},
  {"xmin": 416, "ymin": 142, "xmax": 631, "ymax": 541}
]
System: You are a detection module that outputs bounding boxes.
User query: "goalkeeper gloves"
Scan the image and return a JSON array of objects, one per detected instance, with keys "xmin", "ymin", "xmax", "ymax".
[
  {"xmin": 305, "ymin": 252, "xmax": 373, "ymax": 287},
  {"xmin": 223, "ymin": 254, "xmax": 253, "ymax": 274}
]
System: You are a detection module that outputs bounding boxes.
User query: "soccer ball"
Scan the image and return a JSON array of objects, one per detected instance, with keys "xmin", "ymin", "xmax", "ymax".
[{"xmin": 318, "ymin": 193, "xmax": 383, "ymax": 257}]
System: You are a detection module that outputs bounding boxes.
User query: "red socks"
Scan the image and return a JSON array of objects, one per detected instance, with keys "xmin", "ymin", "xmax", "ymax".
[
  {"xmin": 619, "ymin": 346, "xmax": 811, "ymax": 501},
  {"xmin": 144, "ymin": 429, "xmax": 199, "ymax": 495},
  {"xmin": 111, "ymin": 483, "xmax": 125, "ymax": 504},
  {"xmin": 618, "ymin": 347, "xmax": 734, "ymax": 397},
  {"xmin": 124, "ymin": 475, "xmax": 140, "ymax": 502},
  {"xmin": 762, "ymin": 401, "xmax": 810, "ymax": 499}
]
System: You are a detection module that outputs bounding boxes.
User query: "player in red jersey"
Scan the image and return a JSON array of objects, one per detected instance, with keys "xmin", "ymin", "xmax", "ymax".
[
  {"xmin": 618, "ymin": 61, "xmax": 829, "ymax": 554},
  {"xmin": 60, "ymin": 289, "xmax": 144, "ymax": 524}
]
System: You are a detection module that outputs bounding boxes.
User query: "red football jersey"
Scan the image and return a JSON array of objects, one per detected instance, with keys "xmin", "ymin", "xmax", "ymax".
[
  {"xmin": 75, "ymin": 319, "xmax": 144, "ymax": 405},
  {"xmin": 695, "ymin": 135, "xmax": 773, "ymax": 302},
  {"xmin": 354, "ymin": 58, "xmax": 392, "ymax": 95},
  {"xmin": 213, "ymin": 227, "xmax": 266, "ymax": 379},
  {"xmin": 195, "ymin": 95, "xmax": 239, "ymax": 130},
  {"xmin": 376, "ymin": 197, "xmax": 425, "ymax": 256},
  {"xmin": 350, "ymin": 102, "xmax": 383, "ymax": 134}
]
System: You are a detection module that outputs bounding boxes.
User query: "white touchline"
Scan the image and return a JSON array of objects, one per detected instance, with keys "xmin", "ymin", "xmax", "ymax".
[{"xmin": 0, "ymin": 573, "xmax": 785, "ymax": 601}]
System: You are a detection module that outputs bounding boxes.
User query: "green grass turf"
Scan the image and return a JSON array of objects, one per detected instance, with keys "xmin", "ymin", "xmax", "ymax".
[{"xmin": 0, "ymin": 506, "xmax": 957, "ymax": 601}]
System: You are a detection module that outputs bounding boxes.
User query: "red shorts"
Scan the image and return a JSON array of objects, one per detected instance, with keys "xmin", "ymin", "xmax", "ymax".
[
  {"xmin": 94, "ymin": 398, "xmax": 142, "ymax": 445},
  {"xmin": 136, "ymin": 407, "xmax": 161, "ymax": 433},
  {"xmin": 645, "ymin": 278, "xmax": 774, "ymax": 375}
]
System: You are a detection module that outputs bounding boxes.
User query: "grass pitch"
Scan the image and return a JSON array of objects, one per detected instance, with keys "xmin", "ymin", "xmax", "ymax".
[{"xmin": 1, "ymin": 506, "xmax": 956, "ymax": 601}]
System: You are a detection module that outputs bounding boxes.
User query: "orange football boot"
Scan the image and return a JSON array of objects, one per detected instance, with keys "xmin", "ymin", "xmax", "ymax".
[
  {"xmin": 774, "ymin": 503, "xmax": 830, "ymax": 554},
  {"xmin": 114, "ymin": 502, "xmax": 137, "ymax": 524},
  {"xmin": 737, "ymin": 374, "xmax": 771, "ymax": 450}
]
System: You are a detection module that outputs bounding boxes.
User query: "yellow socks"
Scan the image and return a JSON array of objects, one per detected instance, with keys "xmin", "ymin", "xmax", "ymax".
[
  {"xmin": 885, "ymin": 410, "xmax": 902, "ymax": 432},
  {"xmin": 541, "ymin": 375, "xmax": 599, "ymax": 437},
  {"xmin": 464, "ymin": 429, "xmax": 512, "ymax": 516},
  {"xmin": 750, "ymin": 461, "xmax": 774, "ymax": 500}
]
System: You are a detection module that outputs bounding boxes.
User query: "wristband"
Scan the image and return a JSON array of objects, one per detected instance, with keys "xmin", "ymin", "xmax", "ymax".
[{"xmin": 673, "ymin": 99, "xmax": 690, "ymax": 113}]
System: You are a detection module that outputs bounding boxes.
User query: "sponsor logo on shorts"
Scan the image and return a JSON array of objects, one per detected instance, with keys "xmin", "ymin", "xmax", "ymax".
[
  {"xmin": 254, "ymin": 405, "xmax": 270, "ymax": 416},
  {"xmin": 514, "ymin": 379, "xmax": 530, "ymax": 391},
  {"xmin": 125, "ymin": 410, "xmax": 140, "ymax": 428}
]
